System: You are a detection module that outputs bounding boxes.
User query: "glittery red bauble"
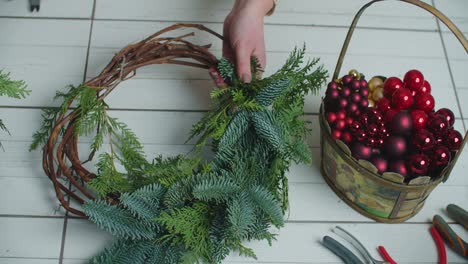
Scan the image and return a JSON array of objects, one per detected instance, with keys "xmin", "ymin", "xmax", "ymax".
[
  {"xmin": 419, "ymin": 80, "xmax": 431, "ymax": 94},
  {"xmin": 435, "ymin": 108, "xmax": 455, "ymax": 128},
  {"xmin": 351, "ymin": 142, "xmax": 373, "ymax": 160},
  {"xmin": 370, "ymin": 155, "xmax": 388, "ymax": 174},
  {"xmin": 444, "ymin": 129, "xmax": 463, "ymax": 151},
  {"xmin": 404, "ymin": 69, "xmax": 425, "ymax": 92},
  {"xmin": 392, "ymin": 88, "xmax": 414, "ymax": 110},
  {"xmin": 411, "ymin": 129, "xmax": 435, "ymax": 151},
  {"xmin": 410, "ymin": 110, "xmax": 428, "ymax": 130},
  {"xmin": 376, "ymin": 97, "xmax": 392, "ymax": 113},
  {"xmin": 383, "ymin": 77, "xmax": 404, "ymax": 99},
  {"xmin": 407, "ymin": 153, "xmax": 430, "ymax": 176},
  {"xmin": 368, "ymin": 137, "xmax": 385, "ymax": 148},
  {"xmin": 414, "ymin": 92, "xmax": 435, "ymax": 113},
  {"xmin": 427, "ymin": 115, "xmax": 449, "ymax": 135},
  {"xmin": 384, "ymin": 135, "xmax": 407, "ymax": 157},
  {"xmin": 390, "ymin": 111, "xmax": 413, "ymax": 135},
  {"xmin": 431, "ymin": 145, "xmax": 451, "ymax": 167},
  {"xmin": 388, "ymin": 160, "xmax": 408, "ymax": 177},
  {"xmin": 354, "ymin": 129, "xmax": 367, "ymax": 142}
]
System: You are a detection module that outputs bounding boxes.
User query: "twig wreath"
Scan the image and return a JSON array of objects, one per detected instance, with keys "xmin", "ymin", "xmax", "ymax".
[{"xmin": 31, "ymin": 24, "xmax": 327, "ymax": 263}]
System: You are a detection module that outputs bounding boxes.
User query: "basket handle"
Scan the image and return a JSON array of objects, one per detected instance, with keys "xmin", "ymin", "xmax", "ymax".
[{"xmin": 333, "ymin": 0, "xmax": 468, "ymax": 182}]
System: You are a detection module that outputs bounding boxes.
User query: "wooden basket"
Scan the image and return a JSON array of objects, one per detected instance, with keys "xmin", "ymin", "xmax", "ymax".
[{"xmin": 320, "ymin": 0, "xmax": 468, "ymax": 223}]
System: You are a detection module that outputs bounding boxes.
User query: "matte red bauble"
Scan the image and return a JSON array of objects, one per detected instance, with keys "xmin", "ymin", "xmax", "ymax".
[
  {"xmin": 384, "ymin": 135, "xmax": 407, "ymax": 157},
  {"xmin": 411, "ymin": 129, "xmax": 435, "ymax": 151},
  {"xmin": 392, "ymin": 88, "xmax": 414, "ymax": 110},
  {"xmin": 414, "ymin": 92, "xmax": 435, "ymax": 113},
  {"xmin": 376, "ymin": 97, "xmax": 392, "ymax": 113},
  {"xmin": 331, "ymin": 129, "xmax": 342, "ymax": 140},
  {"xmin": 340, "ymin": 87, "xmax": 351, "ymax": 98},
  {"xmin": 345, "ymin": 117, "xmax": 354, "ymax": 125},
  {"xmin": 431, "ymin": 145, "xmax": 451, "ymax": 167},
  {"xmin": 327, "ymin": 81, "xmax": 339, "ymax": 91},
  {"xmin": 435, "ymin": 108, "xmax": 455, "ymax": 128},
  {"xmin": 388, "ymin": 160, "xmax": 408, "ymax": 177},
  {"xmin": 444, "ymin": 129, "xmax": 463, "ymax": 151},
  {"xmin": 351, "ymin": 142, "xmax": 373, "ymax": 160},
  {"xmin": 383, "ymin": 77, "xmax": 404, "ymax": 99},
  {"xmin": 337, "ymin": 111, "xmax": 346, "ymax": 120},
  {"xmin": 327, "ymin": 112, "xmax": 337, "ymax": 124},
  {"xmin": 342, "ymin": 75, "xmax": 353, "ymax": 85},
  {"xmin": 403, "ymin": 69, "xmax": 424, "ymax": 91},
  {"xmin": 351, "ymin": 93, "xmax": 361, "ymax": 103},
  {"xmin": 410, "ymin": 110, "xmax": 428, "ymax": 130},
  {"xmin": 360, "ymin": 79, "xmax": 368, "ymax": 89},
  {"xmin": 370, "ymin": 155, "xmax": 388, "ymax": 174},
  {"xmin": 390, "ymin": 111, "xmax": 413, "ymax": 135},
  {"xmin": 347, "ymin": 103, "xmax": 359, "ymax": 113},
  {"xmin": 360, "ymin": 99, "xmax": 369, "ymax": 108},
  {"xmin": 427, "ymin": 115, "xmax": 449, "ymax": 135},
  {"xmin": 351, "ymin": 80, "xmax": 361, "ymax": 90},
  {"xmin": 407, "ymin": 153, "xmax": 430, "ymax": 176},
  {"xmin": 334, "ymin": 119, "xmax": 346, "ymax": 130},
  {"xmin": 339, "ymin": 98, "xmax": 348, "ymax": 108},
  {"xmin": 341, "ymin": 131, "xmax": 353, "ymax": 144}
]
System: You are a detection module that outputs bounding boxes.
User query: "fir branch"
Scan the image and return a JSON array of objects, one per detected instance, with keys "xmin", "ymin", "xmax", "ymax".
[
  {"xmin": 83, "ymin": 200, "xmax": 157, "ymax": 240},
  {"xmin": 227, "ymin": 193, "xmax": 255, "ymax": 240},
  {"xmin": 249, "ymin": 186, "xmax": 284, "ymax": 228},
  {"xmin": 255, "ymin": 77, "xmax": 290, "ymax": 107},
  {"xmin": 192, "ymin": 173, "xmax": 239, "ymax": 203},
  {"xmin": 119, "ymin": 183, "xmax": 166, "ymax": 224},
  {"xmin": 0, "ymin": 70, "xmax": 30, "ymax": 99},
  {"xmin": 251, "ymin": 111, "xmax": 286, "ymax": 154},
  {"xmin": 90, "ymin": 240, "xmax": 154, "ymax": 264},
  {"xmin": 217, "ymin": 58, "xmax": 236, "ymax": 83}
]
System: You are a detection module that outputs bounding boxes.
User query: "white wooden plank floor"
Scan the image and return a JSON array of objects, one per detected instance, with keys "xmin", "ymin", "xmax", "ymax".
[{"xmin": 0, "ymin": 0, "xmax": 467, "ymax": 263}]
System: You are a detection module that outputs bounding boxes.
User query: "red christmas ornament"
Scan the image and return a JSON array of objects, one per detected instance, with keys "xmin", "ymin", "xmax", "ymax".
[
  {"xmin": 410, "ymin": 110, "xmax": 428, "ymax": 130},
  {"xmin": 385, "ymin": 135, "xmax": 407, "ymax": 158},
  {"xmin": 414, "ymin": 92, "xmax": 435, "ymax": 113},
  {"xmin": 427, "ymin": 115, "xmax": 449, "ymax": 135},
  {"xmin": 347, "ymin": 103, "xmax": 359, "ymax": 113},
  {"xmin": 388, "ymin": 160, "xmax": 408, "ymax": 177},
  {"xmin": 360, "ymin": 79, "xmax": 368, "ymax": 89},
  {"xmin": 340, "ymin": 86, "xmax": 351, "ymax": 98},
  {"xmin": 345, "ymin": 117, "xmax": 354, "ymax": 126},
  {"xmin": 336, "ymin": 111, "xmax": 346, "ymax": 120},
  {"xmin": 333, "ymin": 119, "xmax": 346, "ymax": 130},
  {"xmin": 403, "ymin": 69, "xmax": 425, "ymax": 92},
  {"xmin": 342, "ymin": 75, "xmax": 353, "ymax": 85},
  {"xmin": 360, "ymin": 99, "xmax": 369, "ymax": 109},
  {"xmin": 383, "ymin": 77, "xmax": 404, "ymax": 99},
  {"xmin": 327, "ymin": 112, "xmax": 337, "ymax": 124},
  {"xmin": 407, "ymin": 153, "xmax": 430, "ymax": 176},
  {"xmin": 351, "ymin": 80, "xmax": 361, "ymax": 90},
  {"xmin": 384, "ymin": 109, "xmax": 398, "ymax": 124},
  {"xmin": 341, "ymin": 131, "xmax": 353, "ymax": 144},
  {"xmin": 339, "ymin": 98, "xmax": 348, "ymax": 109},
  {"xmin": 351, "ymin": 142, "xmax": 373, "ymax": 160},
  {"xmin": 444, "ymin": 129, "xmax": 463, "ymax": 151},
  {"xmin": 431, "ymin": 145, "xmax": 451, "ymax": 167},
  {"xmin": 327, "ymin": 81, "xmax": 339, "ymax": 91},
  {"xmin": 411, "ymin": 129, "xmax": 435, "ymax": 151},
  {"xmin": 368, "ymin": 137, "xmax": 385, "ymax": 148},
  {"xmin": 419, "ymin": 80, "xmax": 431, "ymax": 94},
  {"xmin": 331, "ymin": 129, "xmax": 342, "ymax": 140},
  {"xmin": 350, "ymin": 93, "xmax": 361, "ymax": 103},
  {"xmin": 390, "ymin": 111, "xmax": 413, "ymax": 135},
  {"xmin": 435, "ymin": 108, "xmax": 455, "ymax": 128},
  {"xmin": 392, "ymin": 88, "xmax": 414, "ymax": 110},
  {"xmin": 376, "ymin": 97, "xmax": 392, "ymax": 113},
  {"xmin": 370, "ymin": 155, "xmax": 388, "ymax": 174}
]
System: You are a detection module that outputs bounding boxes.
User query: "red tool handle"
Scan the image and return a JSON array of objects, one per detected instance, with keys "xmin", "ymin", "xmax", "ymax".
[
  {"xmin": 378, "ymin": 246, "xmax": 397, "ymax": 264},
  {"xmin": 430, "ymin": 226, "xmax": 447, "ymax": 264}
]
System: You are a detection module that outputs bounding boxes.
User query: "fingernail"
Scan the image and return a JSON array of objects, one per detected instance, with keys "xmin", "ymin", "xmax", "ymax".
[{"xmin": 242, "ymin": 73, "xmax": 252, "ymax": 83}]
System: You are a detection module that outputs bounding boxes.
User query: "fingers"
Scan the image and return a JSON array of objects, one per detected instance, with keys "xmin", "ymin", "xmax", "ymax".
[{"xmin": 234, "ymin": 43, "xmax": 253, "ymax": 83}]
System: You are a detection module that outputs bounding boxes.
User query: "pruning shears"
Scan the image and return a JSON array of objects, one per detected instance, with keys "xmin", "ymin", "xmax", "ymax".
[
  {"xmin": 322, "ymin": 226, "xmax": 397, "ymax": 264},
  {"xmin": 432, "ymin": 204, "xmax": 468, "ymax": 263}
]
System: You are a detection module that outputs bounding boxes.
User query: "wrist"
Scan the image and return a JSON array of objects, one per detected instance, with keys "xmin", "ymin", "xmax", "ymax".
[{"xmin": 233, "ymin": 0, "xmax": 275, "ymax": 16}]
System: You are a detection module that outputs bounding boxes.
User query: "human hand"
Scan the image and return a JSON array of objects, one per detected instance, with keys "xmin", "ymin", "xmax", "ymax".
[{"xmin": 223, "ymin": 0, "xmax": 274, "ymax": 83}]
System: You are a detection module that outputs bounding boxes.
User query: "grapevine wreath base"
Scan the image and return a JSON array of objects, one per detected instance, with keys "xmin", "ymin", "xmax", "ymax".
[{"xmin": 32, "ymin": 24, "xmax": 327, "ymax": 263}]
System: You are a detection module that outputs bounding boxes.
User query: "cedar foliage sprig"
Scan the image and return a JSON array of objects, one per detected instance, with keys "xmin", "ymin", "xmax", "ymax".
[
  {"xmin": 34, "ymin": 46, "xmax": 327, "ymax": 263},
  {"xmin": 0, "ymin": 70, "xmax": 30, "ymax": 149}
]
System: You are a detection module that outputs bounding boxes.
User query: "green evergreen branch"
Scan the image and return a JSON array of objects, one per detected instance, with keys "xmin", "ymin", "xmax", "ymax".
[{"xmin": 0, "ymin": 70, "xmax": 30, "ymax": 99}]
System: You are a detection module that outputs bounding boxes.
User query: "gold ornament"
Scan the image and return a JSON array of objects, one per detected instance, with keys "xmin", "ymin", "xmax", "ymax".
[
  {"xmin": 368, "ymin": 99, "xmax": 375, "ymax": 107},
  {"xmin": 372, "ymin": 87, "xmax": 384, "ymax": 101},
  {"xmin": 348, "ymin": 69, "xmax": 360, "ymax": 79},
  {"xmin": 368, "ymin": 77, "xmax": 384, "ymax": 92}
]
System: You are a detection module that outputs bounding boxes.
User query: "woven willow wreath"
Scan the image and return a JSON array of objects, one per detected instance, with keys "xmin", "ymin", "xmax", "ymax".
[{"xmin": 32, "ymin": 23, "xmax": 327, "ymax": 263}]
